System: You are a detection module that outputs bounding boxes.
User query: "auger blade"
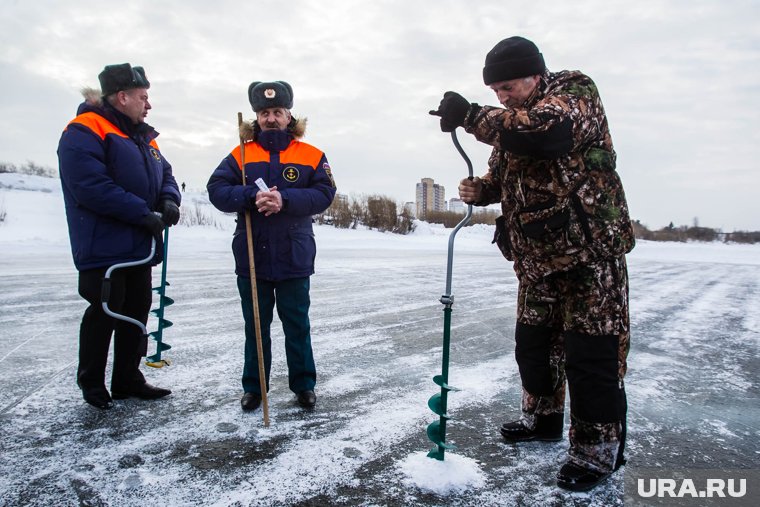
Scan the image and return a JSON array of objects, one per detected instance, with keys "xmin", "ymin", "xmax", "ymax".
[
  {"xmin": 148, "ymin": 316, "xmax": 174, "ymax": 327},
  {"xmin": 145, "ymin": 356, "xmax": 171, "ymax": 368},
  {"xmin": 427, "ymin": 393, "xmax": 450, "ymax": 418},
  {"xmin": 161, "ymin": 295, "xmax": 175, "ymax": 306},
  {"xmin": 157, "ymin": 342, "xmax": 172, "ymax": 352},
  {"xmin": 152, "ymin": 280, "xmax": 171, "ymax": 291},
  {"xmin": 433, "ymin": 375, "xmax": 460, "ymax": 392},
  {"xmin": 148, "ymin": 329, "xmax": 172, "ymax": 345},
  {"xmin": 426, "ymin": 421, "xmax": 456, "ymax": 449},
  {"xmin": 427, "ymin": 447, "xmax": 445, "ymax": 460}
]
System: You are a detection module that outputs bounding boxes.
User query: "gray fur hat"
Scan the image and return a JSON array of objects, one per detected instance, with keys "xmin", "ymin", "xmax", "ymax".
[
  {"xmin": 248, "ymin": 81, "xmax": 293, "ymax": 112},
  {"xmin": 98, "ymin": 63, "xmax": 150, "ymax": 96}
]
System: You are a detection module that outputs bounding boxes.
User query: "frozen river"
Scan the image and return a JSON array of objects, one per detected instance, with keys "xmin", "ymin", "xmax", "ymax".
[{"xmin": 1, "ymin": 184, "xmax": 759, "ymax": 506}]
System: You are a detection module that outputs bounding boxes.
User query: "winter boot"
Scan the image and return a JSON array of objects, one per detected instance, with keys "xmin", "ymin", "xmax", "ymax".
[
  {"xmin": 500, "ymin": 412, "xmax": 564, "ymax": 442},
  {"xmin": 241, "ymin": 392, "xmax": 262, "ymax": 411},
  {"xmin": 556, "ymin": 462, "xmax": 611, "ymax": 492},
  {"xmin": 78, "ymin": 380, "xmax": 113, "ymax": 410}
]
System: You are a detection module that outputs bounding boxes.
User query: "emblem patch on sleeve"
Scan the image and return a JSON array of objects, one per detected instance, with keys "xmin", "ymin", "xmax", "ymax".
[
  {"xmin": 323, "ymin": 162, "xmax": 336, "ymax": 187},
  {"xmin": 149, "ymin": 147, "xmax": 161, "ymax": 161},
  {"xmin": 283, "ymin": 166, "xmax": 300, "ymax": 182}
]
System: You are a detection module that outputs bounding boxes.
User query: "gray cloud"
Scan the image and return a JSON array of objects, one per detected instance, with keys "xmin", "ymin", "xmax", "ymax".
[{"xmin": 1, "ymin": 0, "xmax": 758, "ymax": 230}]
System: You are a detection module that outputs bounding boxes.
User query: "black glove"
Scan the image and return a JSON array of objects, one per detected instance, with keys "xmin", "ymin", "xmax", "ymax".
[
  {"xmin": 140, "ymin": 213, "xmax": 165, "ymax": 264},
  {"xmin": 141, "ymin": 213, "xmax": 166, "ymax": 238},
  {"xmin": 429, "ymin": 91, "xmax": 471, "ymax": 132},
  {"xmin": 158, "ymin": 199, "xmax": 180, "ymax": 226}
]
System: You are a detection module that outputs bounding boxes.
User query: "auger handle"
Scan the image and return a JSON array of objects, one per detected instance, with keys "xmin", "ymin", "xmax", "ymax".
[
  {"xmin": 442, "ymin": 129, "xmax": 474, "ymax": 300},
  {"xmin": 101, "ymin": 237, "xmax": 157, "ymax": 336},
  {"xmin": 450, "ymin": 130, "xmax": 474, "ymax": 180}
]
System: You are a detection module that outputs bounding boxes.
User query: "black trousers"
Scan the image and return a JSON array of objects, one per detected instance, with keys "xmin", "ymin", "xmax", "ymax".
[{"xmin": 77, "ymin": 265, "xmax": 151, "ymax": 391}]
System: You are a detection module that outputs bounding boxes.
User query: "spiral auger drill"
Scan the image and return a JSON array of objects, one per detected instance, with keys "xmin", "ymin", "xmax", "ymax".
[
  {"xmin": 146, "ymin": 226, "xmax": 173, "ymax": 368},
  {"xmin": 426, "ymin": 129, "xmax": 473, "ymax": 460}
]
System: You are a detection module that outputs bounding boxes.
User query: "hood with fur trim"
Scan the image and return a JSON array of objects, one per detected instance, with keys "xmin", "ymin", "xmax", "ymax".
[
  {"xmin": 79, "ymin": 87, "xmax": 104, "ymax": 110},
  {"xmin": 239, "ymin": 116, "xmax": 307, "ymax": 142}
]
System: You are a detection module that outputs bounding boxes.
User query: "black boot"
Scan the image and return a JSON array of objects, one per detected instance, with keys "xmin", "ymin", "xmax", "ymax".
[
  {"xmin": 500, "ymin": 412, "xmax": 563, "ymax": 442},
  {"xmin": 111, "ymin": 383, "xmax": 171, "ymax": 400},
  {"xmin": 296, "ymin": 390, "xmax": 316, "ymax": 408},
  {"xmin": 241, "ymin": 392, "xmax": 262, "ymax": 411},
  {"xmin": 78, "ymin": 381, "xmax": 113, "ymax": 410},
  {"xmin": 556, "ymin": 462, "xmax": 611, "ymax": 491}
]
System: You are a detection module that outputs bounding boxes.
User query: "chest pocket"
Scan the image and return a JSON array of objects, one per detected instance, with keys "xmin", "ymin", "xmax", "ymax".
[{"xmin": 509, "ymin": 148, "xmax": 634, "ymax": 262}]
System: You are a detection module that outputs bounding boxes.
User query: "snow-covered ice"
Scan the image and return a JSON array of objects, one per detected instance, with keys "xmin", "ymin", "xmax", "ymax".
[
  {"xmin": 1, "ymin": 173, "xmax": 759, "ymax": 506},
  {"xmin": 399, "ymin": 451, "xmax": 486, "ymax": 494}
]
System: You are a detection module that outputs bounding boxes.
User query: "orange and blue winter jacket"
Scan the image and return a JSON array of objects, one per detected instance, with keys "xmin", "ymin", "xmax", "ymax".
[
  {"xmin": 58, "ymin": 99, "xmax": 181, "ymax": 271},
  {"xmin": 207, "ymin": 127, "xmax": 336, "ymax": 281}
]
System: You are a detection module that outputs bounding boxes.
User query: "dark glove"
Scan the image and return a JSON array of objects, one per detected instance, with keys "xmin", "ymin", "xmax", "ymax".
[
  {"xmin": 141, "ymin": 213, "xmax": 166, "ymax": 238},
  {"xmin": 140, "ymin": 213, "xmax": 166, "ymax": 263},
  {"xmin": 429, "ymin": 91, "xmax": 471, "ymax": 132},
  {"xmin": 158, "ymin": 199, "xmax": 180, "ymax": 226}
]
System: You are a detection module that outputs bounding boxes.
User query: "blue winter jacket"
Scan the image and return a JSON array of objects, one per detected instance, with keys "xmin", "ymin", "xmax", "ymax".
[
  {"xmin": 58, "ymin": 98, "xmax": 181, "ymax": 271},
  {"xmin": 207, "ymin": 126, "xmax": 336, "ymax": 281}
]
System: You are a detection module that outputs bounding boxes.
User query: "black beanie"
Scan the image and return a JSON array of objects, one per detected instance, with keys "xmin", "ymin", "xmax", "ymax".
[
  {"xmin": 482, "ymin": 36, "xmax": 545, "ymax": 85},
  {"xmin": 98, "ymin": 63, "xmax": 150, "ymax": 96},
  {"xmin": 248, "ymin": 81, "xmax": 294, "ymax": 112}
]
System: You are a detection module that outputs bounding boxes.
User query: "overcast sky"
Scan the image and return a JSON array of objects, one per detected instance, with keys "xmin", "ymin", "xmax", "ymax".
[{"xmin": 1, "ymin": 0, "xmax": 758, "ymax": 231}]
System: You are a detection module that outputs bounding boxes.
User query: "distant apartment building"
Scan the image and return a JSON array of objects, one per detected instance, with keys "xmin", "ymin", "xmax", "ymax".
[
  {"xmin": 448, "ymin": 197, "xmax": 465, "ymax": 213},
  {"xmin": 415, "ymin": 178, "xmax": 445, "ymax": 218}
]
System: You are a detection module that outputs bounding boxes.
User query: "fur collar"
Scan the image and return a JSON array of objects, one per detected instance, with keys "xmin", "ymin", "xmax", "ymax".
[
  {"xmin": 239, "ymin": 117, "xmax": 307, "ymax": 142},
  {"xmin": 81, "ymin": 87, "xmax": 103, "ymax": 107}
]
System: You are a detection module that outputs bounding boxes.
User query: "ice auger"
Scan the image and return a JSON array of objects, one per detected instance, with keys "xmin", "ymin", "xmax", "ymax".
[
  {"xmin": 100, "ymin": 224, "xmax": 173, "ymax": 368},
  {"xmin": 427, "ymin": 129, "xmax": 473, "ymax": 461},
  {"xmin": 147, "ymin": 226, "xmax": 173, "ymax": 367}
]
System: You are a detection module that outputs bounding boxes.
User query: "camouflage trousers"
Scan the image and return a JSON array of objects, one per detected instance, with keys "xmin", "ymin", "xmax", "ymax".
[{"xmin": 515, "ymin": 255, "xmax": 630, "ymax": 474}]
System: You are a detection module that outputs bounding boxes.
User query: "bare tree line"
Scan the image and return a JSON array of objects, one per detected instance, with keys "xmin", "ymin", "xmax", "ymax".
[{"xmin": 1, "ymin": 162, "xmax": 758, "ymax": 242}]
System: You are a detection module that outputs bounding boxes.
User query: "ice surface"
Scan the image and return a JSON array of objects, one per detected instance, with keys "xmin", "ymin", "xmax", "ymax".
[{"xmin": 1, "ymin": 174, "xmax": 759, "ymax": 506}]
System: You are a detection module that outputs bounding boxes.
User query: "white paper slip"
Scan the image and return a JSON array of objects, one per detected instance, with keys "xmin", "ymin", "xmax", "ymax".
[{"xmin": 254, "ymin": 178, "xmax": 270, "ymax": 192}]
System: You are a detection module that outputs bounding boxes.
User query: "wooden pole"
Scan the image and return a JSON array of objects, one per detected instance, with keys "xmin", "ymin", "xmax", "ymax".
[{"xmin": 238, "ymin": 112, "xmax": 270, "ymax": 427}]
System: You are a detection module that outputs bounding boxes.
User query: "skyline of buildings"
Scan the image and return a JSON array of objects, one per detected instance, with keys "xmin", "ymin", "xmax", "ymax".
[
  {"xmin": 415, "ymin": 177, "xmax": 446, "ymax": 218},
  {"xmin": 332, "ymin": 177, "xmax": 472, "ymax": 218}
]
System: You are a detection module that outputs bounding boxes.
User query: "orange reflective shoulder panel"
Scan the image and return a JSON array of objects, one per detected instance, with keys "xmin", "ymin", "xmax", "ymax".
[
  {"xmin": 231, "ymin": 142, "xmax": 270, "ymax": 171},
  {"xmin": 66, "ymin": 112, "xmax": 128, "ymax": 140},
  {"xmin": 280, "ymin": 141, "xmax": 324, "ymax": 170},
  {"xmin": 149, "ymin": 140, "xmax": 160, "ymax": 150}
]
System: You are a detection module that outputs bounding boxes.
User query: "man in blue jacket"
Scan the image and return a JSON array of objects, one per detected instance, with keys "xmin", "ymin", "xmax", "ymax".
[
  {"xmin": 207, "ymin": 81, "xmax": 336, "ymax": 411},
  {"xmin": 58, "ymin": 63, "xmax": 181, "ymax": 410}
]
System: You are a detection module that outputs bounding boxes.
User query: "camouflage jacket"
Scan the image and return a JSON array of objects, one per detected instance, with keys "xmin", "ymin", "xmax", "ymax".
[{"xmin": 464, "ymin": 70, "xmax": 634, "ymax": 281}]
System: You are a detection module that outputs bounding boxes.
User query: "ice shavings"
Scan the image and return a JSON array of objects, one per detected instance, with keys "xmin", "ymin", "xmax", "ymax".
[{"xmin": 398, "ymin": 450, "xmax": 486, "ymax": 494}]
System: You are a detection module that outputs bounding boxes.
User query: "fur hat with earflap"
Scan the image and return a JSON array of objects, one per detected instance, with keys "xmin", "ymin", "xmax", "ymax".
[
  {"xmin": 248, "ymin": 81, "xmax": 293, "ymax": 112},
  {"xmin": 240, "ymin": 80, "xmax": 306, "ymax": 142}
]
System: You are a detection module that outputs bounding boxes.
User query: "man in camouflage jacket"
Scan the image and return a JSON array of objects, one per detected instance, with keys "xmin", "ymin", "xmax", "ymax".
[{"xmin": 431, "ymin": 36, "xmax": 634, "ymax": 492}]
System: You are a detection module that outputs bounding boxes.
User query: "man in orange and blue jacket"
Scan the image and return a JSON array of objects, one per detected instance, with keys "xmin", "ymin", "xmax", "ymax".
[
  {"xmin": 58, "ymin": 63, "xmax": 181, "ymax": 410},
  {"xmin": 207, "ymin": 81, "xmax": 336, "ymax": 411}
]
